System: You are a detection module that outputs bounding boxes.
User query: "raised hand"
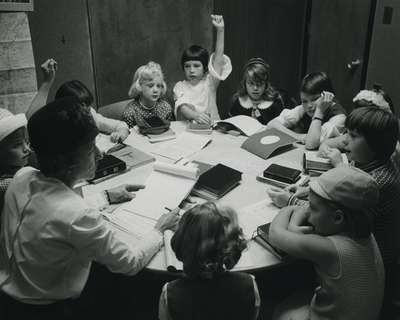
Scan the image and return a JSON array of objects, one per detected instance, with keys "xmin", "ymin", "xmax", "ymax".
[
  {"xmin": 315, "ymin": 91, "xmax": 334, "ymax": 116},
  {"xmin": 211, "ymin": 14, "xmax": 224, "ymax": 30},
  {"xmin": 41, "ymin": 58, "xmax": 57, "ymax": 84}
]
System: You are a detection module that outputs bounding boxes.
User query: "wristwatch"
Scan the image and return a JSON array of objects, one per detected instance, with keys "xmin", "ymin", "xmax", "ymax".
[{"xmin": 312, "ymin": 116, "xmax": 323, "ymax": 122}]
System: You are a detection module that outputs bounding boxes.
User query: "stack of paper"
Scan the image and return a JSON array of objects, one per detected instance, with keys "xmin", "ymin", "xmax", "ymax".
[
  {"xmin": 152, "ymin": 132, "xmax": 212, "ymax": 161},
  {"xmin": 117, "ymin": 162, "xmax": 198, "ymax": 221}
]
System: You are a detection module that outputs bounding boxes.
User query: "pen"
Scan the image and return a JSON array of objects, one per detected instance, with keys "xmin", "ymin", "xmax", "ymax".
[{"xmin": 164, "ymin": 207, "xmax": 172, "ymax": 212}]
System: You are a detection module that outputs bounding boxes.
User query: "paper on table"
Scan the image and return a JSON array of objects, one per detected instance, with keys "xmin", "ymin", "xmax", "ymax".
[
  {"xmin": 104, "ymin": 207, "xmax": 156, "ymax": 240},
  {"xmin": 238, "ymin": 198, "xmax": 279, "ymax": 239},
  {"xmin": 152, "ymin": 132, "xmax": 211, "ymax": 161},
  {"xmin": 164, "ymin": 230, "xmax": 183, "ymax": 272},
  {"xmin": 122, "ymin": 162, "xmax": 198, "ymax": 220}
]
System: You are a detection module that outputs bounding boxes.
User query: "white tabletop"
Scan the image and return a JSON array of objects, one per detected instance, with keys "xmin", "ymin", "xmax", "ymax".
[{"xmin": 85, "ymin": 121, "xmax": 305, "ymax": 272}]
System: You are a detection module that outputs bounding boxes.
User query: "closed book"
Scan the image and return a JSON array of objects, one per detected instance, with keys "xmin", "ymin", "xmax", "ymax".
[
  {"xmin": 303, "ymin": 151, "xmax": 348, "ymax": 173},
  {"xmin": 256, "ymin": 223, "xmax": 289, "ymax": 260},
  {"xmin": 194, "ymin": 163, "xmax": 242, "ymax": 199},
  {"xmin": 263, "ymin": 164, "xmax": 301, "ymax": 184},
  {"xmin": 92, "ymin": 154, "xmax": 126, "ymax": 181}
]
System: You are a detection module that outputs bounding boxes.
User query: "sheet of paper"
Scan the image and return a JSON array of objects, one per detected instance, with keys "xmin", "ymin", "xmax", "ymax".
[
  {"xmin": 238, "ymin": 199, "xmax": 279, "ymax": 239},
  {"xmin": 216, "ymin": 115, "xmax": 264, "ymax": 136},
  {"xmin": 152, "ymin": 132, "xmax": 211, "ymax": 161},
  {"xmin": 122, "ymin": 170, "xmax": 197, "ymax": 220},
  {"xmin": 104, "ymin": 208, "xmax": 156, "ymax": 240}
]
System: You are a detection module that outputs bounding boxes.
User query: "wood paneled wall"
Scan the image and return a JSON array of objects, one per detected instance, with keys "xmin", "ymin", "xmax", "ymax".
[
  {"xmin": 87, "ymin": 0, "xmax": 213, "ymax": 107},
  {"xmin": 214, "ymin": 0, "xmax": 309, "ymax": 117}
]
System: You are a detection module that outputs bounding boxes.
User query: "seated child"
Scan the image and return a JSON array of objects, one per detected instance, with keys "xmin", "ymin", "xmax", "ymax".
[
  {"xmin": 0, "ymin": 58, "xmax": 57, "ymax": 211},
  {"xmin": 0, "ymin": 109, "xmax": 29, "ymax": 211},
  {"xmin": 229, "ymin": 57, "xmax": 284, "ymax": 124},
  {"xmin": 319, "ymin": 84, "xmax": 394, "ymax": 151},
  {"xmin": 174, "ymin": 14, "xmax": 232, "ymax": 123},
  {"xmin": 122, "ymin": 61, "xmax": 173, "ymax": 129},
  {"xmin": 55, "ymin": 79, "xmax": 130, "ymax": 142},
  {"xmin": 270, "ymin": 166, "xmax": 384, "ymax": 320},
  {"xmin": 158, "ymin": 202, "xmax": 260, "ymax": 320},
  {"xmin": 267, "ymin": 72, "xmax": 346, "ymax": 149},
  {"xmin": 0, "ymin": 97, "xmax": 179, "ymax": 319}
]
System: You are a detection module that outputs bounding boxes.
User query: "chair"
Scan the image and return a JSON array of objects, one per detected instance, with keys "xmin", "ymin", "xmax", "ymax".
[{"xmin": 97, "ymin": 99, "xmax": 132, "ymax": 120}]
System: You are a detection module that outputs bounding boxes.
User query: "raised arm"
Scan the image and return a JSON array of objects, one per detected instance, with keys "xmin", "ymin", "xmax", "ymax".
[
  {"xmin": 26, "ymin": 59, "xmax": 57, "ymax": 120},
  {"xmin": 211, "ymin": 14, "xmax": 225, "ymax": 76}
]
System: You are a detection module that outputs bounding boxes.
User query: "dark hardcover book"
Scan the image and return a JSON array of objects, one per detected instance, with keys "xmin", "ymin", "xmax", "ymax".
[
  {"xmin": 256, "ymin": 223, "xmax": 289, "ymax": 260},
  {"xmin": 263, "ymin": 164, "xmax": 301, "ymax": 184},
  {"xmin": 195, "ymin": 163, "xmax": 242, "ymax": 198},
  {"xmin": 92, "ymin": 154, "xmax": 126, "ymax": 181}
]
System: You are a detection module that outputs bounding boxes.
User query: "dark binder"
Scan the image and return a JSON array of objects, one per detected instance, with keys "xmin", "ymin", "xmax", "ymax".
[
  {"xmin": 263, "ymin": 164, "xmax": 301, "ymax": 184},
  {"xmin": 256, "ymin": 223, "xmax": 289, "ymax": 259},
  {"xmin": 194, "ymin": 163, "xmax": 242, "ymax": 199},
  {"xmin": 92, "ymin": 154, "xmax": 126, "ymax": 181}
]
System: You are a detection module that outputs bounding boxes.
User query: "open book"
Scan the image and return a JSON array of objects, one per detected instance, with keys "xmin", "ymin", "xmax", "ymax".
[{"xmin": 214, "ymin": 115, "xmax": 264, "ymax": 136}]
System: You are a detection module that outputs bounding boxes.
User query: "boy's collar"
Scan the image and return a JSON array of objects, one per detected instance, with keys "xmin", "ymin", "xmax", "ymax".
[{"xmin": 238, "ymin": 96, "xmax": 273, "ymax": 110}]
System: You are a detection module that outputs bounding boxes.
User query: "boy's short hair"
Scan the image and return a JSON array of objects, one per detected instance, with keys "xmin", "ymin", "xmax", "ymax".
[
  {"xmin": 181, "ymin": 45, "xmax": 209, "ymax": 73},
  {"xmin": 128, "ymin": 61, "xmax": 167, "ymax": 98},
  {"xmin": 0, "ymin": 108, "xmax": 27, "ymax": 143},
  {"xmin": 346, "ymin": 106, "xmax": 399, "ymax": 161},
  {"xmin": 171, "ymin": 202, "xmax": 246, "ymax": 279},
  {"xmin": 309, "ymin": 165, "xmax": 379, "ymax": 237},
  {"xmin": 301, "ymin": 72, "xmax": 334, "ymax": 95},
  {"xmin": 55, "ymin": 80, "xmax": 94, "ymax": 107}
]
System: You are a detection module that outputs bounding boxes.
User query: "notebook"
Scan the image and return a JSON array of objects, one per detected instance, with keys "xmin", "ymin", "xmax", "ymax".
[
  {"xmin": 256, "ymin": 223, "xmax": 289, "ymax": 260},
  {"xmin": 241, "ymin": 128, "xmax": 298, "ymax": 159},
  {"xmin": 214, "ymin": 115, "xmax": 264, "ymax": 136},
  {"xmin": 192, "ymin": 163, "xmax": 242, "ymax": 200}
]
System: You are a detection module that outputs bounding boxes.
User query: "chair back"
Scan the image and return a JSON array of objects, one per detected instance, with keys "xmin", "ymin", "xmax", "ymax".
[{"xmin": 97, "ymin": 99, "xmax": 132, "ymax": 120}]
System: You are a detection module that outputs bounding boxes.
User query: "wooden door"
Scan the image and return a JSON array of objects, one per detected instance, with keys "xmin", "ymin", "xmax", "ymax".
[
  {"xmin": 28, "ymin": 0, "xmax": 95, "ymax": 103},
  {"xmin": 306, "ymin": 0, "xmax": 374, "ymax": 111},
  {"xmin": 87, "ymin": 0, "xmax": 213, "ymax": 107},
  {"xmin": 214, "ymin": 0, "xmax": 309, "ymax": 117},
  {"xmin": 366, "ymin": 0, "xmax": 400, "ymax": 116}
]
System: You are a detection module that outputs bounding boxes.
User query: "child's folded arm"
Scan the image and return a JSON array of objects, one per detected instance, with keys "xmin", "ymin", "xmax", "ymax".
[{"xmin": 270, "ymin": 207, "xmax": 337, "ymax": 267}]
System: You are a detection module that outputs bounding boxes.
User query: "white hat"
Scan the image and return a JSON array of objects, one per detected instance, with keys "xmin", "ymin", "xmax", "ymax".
[{"xmin": 0, "ymin": 108, "xmax": 27, "ymax": 142}]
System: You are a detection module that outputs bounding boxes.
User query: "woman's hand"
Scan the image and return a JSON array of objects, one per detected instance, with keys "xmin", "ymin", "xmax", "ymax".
[
  {"xmin": 266, "ymin": 186, "xmax": 291, "ymax": 208},
  {"xmin": 106, "ymin": 184, "xmax": 145, "ymax": 204},
  {"xmin": 154, "ymin": 208, "xmax": 180, "ymax": 233}
]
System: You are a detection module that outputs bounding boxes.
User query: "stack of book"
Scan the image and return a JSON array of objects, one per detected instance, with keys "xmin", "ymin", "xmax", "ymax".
[
  {"xmin": 254, "ymin": 223, "xmax": 289, "ymax": 260},
  {"xmin": 257, "ymin": 163, "xmax": 307, "ymax": 188},
  {"xmin": 303, "ymin": 151, "xmax": 348, "ymax": 176},
  {"xmin": 191, "ymin": 163, "xmax": 242, "ymax": 200}
]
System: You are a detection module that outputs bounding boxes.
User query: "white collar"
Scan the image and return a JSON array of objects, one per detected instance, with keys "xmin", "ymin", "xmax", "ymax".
[{"xmin": 238, "ymin": 96, "xmax": 273, "ymax": 110}]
